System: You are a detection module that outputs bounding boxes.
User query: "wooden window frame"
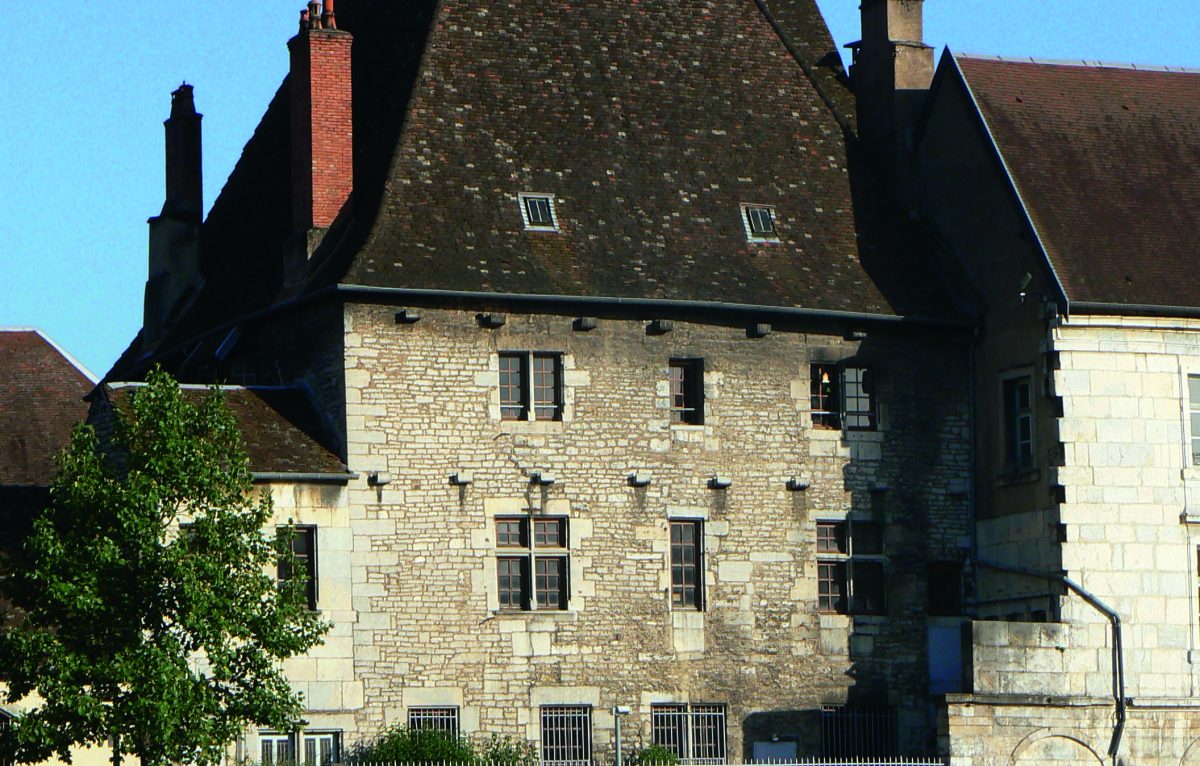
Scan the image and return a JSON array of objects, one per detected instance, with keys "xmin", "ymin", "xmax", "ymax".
[
  {"xmin": 1002, "ymin": 372, "xmax": 1035, "ymax": 472},
  {"xmin": 669, "ymin": 358, "xmax": 705, "ymax": 425},
  {"xmin": 499, "ymin": 352, "xmax": 563, "ymax": 422},
  {"xmin": 520, "ymin": 193, "xmax": 560, "ymax": 232},
  {"xmin": 816, "ymin": 520, "xmax": 885, "ymax": 615},
  {"xmin": 670, "ymin": 519, "xmax": 704, "ymax": 610},
  {"xmin": 811, "ymin": 363, "xmax": 877, "ymax": 432},
  {"xmin": 277, "ymin": 525, "xmax": 318, "ymax": 611},
  {"xmin": 496, "ymin": 516, "xmax": 569, "ymax": 611}
]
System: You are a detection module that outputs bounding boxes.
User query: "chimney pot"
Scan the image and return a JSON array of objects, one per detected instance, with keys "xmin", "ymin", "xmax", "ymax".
[{"xmin": 321, "ymin": 0, "xmax": 337, "ymax": 29}]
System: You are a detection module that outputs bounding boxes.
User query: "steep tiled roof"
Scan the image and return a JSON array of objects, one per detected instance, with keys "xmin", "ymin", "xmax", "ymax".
[
  {"xmin": 103, "ymin": 385, "xmax": 348, "ymax": 477},
  {"xmin": 0, "ymin": 330, "xmax": 95, "ymax": 487},
  {"xmin": 956, "ymin": 55, "xmax": 1200, "ymax": 308},
  {"xmin": 111, "ymin": 0, "xmax": 955, "ymax": 380}
]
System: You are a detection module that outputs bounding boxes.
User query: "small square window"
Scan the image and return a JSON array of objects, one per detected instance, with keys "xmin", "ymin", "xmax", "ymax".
[
  {"xmin": 408, "ymin": 707, "xmax": 461, "ymax": 737},
  {"xmin": 810, "ymin": 364, "xmax": 876, "ymax": 431},
  {"xmin": 495, "ymin": 516, "xmax": 570, "ymax": 611},
  {"xmin": 669, "ymin": 358, "xmax": 705, "ymax": 425},
  {"xmin": 741, "ymin": 204, "xmax": 779, "ymax": 242},
  {"xmin": 499, "ymin": 352, "xmax": 562, "ymax": 421},
  {"xmin": 520, "ymin": 193, "xmax": 559, "ymax": 231}
]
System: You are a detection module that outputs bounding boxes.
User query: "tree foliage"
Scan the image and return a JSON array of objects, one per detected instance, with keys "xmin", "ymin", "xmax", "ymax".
[
  {"xmin": 0, "ymin": 368, "xmax": 328, "ymax": 766},
  {"xmin": 350, "ymin": 727, "xmax": 539, "ymax": 765}
]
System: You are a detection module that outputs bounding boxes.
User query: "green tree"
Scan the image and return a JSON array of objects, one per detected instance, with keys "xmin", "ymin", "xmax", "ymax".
[{"xmin": 0, "ymin": 368, "xmax": 328, "ymax": 766}]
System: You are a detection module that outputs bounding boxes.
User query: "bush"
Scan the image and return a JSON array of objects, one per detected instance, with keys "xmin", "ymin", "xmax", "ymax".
[
  {"xmin": 479, "ymin": 735, "xmax": 539, "ymax": 765},
  {"xmin": 634, "ymin": 744, "xmax": 680, "ymax": 765},
  {"xmin": 353, "ymin": 725, "xmax": 479, "ymax": 763}
]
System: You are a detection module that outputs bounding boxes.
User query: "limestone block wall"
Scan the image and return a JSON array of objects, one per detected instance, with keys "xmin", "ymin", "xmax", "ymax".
[
  {"xmin": 1051, "ymin": 316, "xmax": 1200, "ymax": 700},
  {"xmin": 340, "ymin": 303, "xmax": 970, "ymax": 757},
  {"xmin": 969, "ymin": 620, "xmax": 1111, "ymax": 699}
]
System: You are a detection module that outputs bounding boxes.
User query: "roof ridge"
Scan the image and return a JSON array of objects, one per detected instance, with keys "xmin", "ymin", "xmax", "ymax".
[{"xmin": 955, "ymin": 51, "xmax": 1200, "ymax": 75}]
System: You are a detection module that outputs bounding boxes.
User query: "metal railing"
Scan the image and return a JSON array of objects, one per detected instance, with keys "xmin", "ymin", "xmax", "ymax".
[{"xmin": 347, "ymin": 759, "xmax": 947, "ymax": 766}]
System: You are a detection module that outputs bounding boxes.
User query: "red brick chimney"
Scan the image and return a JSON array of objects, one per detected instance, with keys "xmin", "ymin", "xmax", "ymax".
[{"xmin": 289, "ymin": 0, "xmax": 353, "ymax": 236}]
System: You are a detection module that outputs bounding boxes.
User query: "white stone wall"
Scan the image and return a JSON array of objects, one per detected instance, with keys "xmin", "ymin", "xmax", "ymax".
[{"xmin": 1052, "ymin": 315, "xmax": 1200, "ymax": 700}]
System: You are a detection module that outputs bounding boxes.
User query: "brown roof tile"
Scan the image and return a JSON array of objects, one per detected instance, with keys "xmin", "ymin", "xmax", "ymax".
[
  {"xmin": 0, "ymin": 330, "xmax": 95, "ymax": 487},
  {"xmin": 104, "ymin": 385, "xmax": 348, "ymax": 478},
  {"xmin": 956, "ymin": 55, "xmax": 1200, "ymax": 307}
]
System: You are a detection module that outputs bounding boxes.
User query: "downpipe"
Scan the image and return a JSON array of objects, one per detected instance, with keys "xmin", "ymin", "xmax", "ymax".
[{"xmin": 972, "ymin": 558, "xmax": 1126, "ymax": 762}]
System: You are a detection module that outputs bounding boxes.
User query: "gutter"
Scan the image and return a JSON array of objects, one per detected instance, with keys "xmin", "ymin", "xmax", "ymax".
[
  {"xmin": 972, "ymin": 557, "xmax": 1126, "ymax": 762},
  {"xmin": 251, "ymin": 471, "xmax": 358, "ymax": 484},
  {"xmin": 334, "ymin": 284, "xmax": 968, "ymax": 331},
  {"xmin": 1070, "ymin": 301, "xmax": 1200, "ymax": 321}
]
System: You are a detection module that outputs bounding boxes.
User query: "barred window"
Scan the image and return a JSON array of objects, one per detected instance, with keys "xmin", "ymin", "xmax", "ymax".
[
  {"xmin": 651, "ymin": 703, "xmax": 728, "ymax": 763},
  {"xmin": 816, "ymin": 521, "xmax": 885, "ymax": 615},
  {"xmin": 408, "ymin": 706, "xmax": 461, "ymax": 736},
  {"xmin": 499, "ymin": 352, "xmax": 562, "ymax": 421},
  {"xmin": 670, "ymin": 520, "xmax": 703, "ymax": 610},
  {"xmin": 820, "ymin": 706, "xmax": 896, "ymax": 758},
  {"xmin": 541, "ymin": 705, "xmax": 592, "ymax": 766},
  {"xmin": 496, "ymin": 516, "xmax": 569, "ymax": 611}
]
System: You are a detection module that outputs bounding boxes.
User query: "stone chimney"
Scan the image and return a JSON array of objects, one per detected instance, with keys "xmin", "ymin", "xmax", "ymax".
[
  {"xmin": 850, "ymin": 0, "xmax": 934, "ymax": 189},
  {"xmin": 288, "ymin": 0, "xmax": 353, "ymax": 275},
  {"xmin": 145, "ymin": 84, "xmax": 205, "ymax": 347}
]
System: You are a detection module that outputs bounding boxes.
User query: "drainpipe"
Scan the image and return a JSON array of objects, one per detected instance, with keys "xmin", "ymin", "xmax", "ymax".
[{"xmin": 971, "ymin": 558, "xmax": 1126, "ymax": 762}]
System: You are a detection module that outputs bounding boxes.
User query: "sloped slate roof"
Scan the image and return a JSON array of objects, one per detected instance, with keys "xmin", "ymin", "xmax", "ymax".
[
  {"xmin": 956, "ymin": 54, "xmax": 1200, "ymax": 308},
  {"xmin": 334, "ymin": 0, "xmax": 889, "ymax": 312},
  {"xmin": 0, "ymin": 330, "xmax": 95, "ymax": 487},
  {"xmin": 104, "ymin": 385, "xmax": 348, "ymax": 477}
]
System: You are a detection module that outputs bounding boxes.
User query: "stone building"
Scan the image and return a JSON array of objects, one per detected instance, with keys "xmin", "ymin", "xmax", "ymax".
[
  {"xmin": 875, "ymin": 3, "xmax": 1200, "ymax": 763},
  {"xmin": 102, "ymin": 0, "xmax": 973, "ymax": 761}
]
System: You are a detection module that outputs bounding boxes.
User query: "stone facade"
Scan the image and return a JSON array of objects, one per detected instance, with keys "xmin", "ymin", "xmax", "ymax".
[{"xmin": 217, "ymin": 301, "xmax": 972, "ymax": 759}]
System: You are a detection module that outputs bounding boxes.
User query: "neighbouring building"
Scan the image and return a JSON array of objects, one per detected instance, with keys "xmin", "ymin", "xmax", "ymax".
[
  {"xmin": 102, "ymin": 0, "xmax": 974, "ymax": 761},
  {"xmin": 897, "ymin": 14, "xmax": 1200, "ymax": 766}
]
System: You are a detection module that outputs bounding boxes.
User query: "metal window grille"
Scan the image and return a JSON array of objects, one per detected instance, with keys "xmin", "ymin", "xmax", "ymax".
[
  {"xmin": 1190, "ymin": 375, "xmax": 1200, "ymax": 464},
  {"xmin": 843, "ymin": 367, "xmax": 876, "ymax": 430},
  {"xmin": 810, "ymin": 364, "xmax": 840, "ymax": 429},
  {"xmin": 499, "ymin": 353, "xmax": 527, "ymax": 420},
  {"xmin": 540, "ymin": 705, "xmax": 592, "ymax": 766},
  {"xmin": 407, "ymin": 706, "xmax": 461, "ymax": 737},
  {"xmin": 276, "ymin": 526, "xmax": 318, "ymax": 610},
  {"xmin": 532, "ymin": 354, "xmax": 562, "ymax": 420},
  {"xmin": 651, "ymin": 704, "xmax": 727, "ymax": 764},
  {"xmin": 669, "ymin": 359, "xmax": 704, "ymax": 424},
  {"xmin": 1003, "ymin": 376, "xmax": 1034, "ymax": 469},
  {"xmin": 670, "ymin": 521, "xmax": 702, "ymax": 609},
  {"xmin": 820, "ymin": 705, "xmax": 898, "ymax": 758}
]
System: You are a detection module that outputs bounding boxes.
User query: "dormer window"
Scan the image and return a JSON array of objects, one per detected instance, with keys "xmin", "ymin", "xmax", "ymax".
[
  {"xmin": 741, "ymin": 204, "xmax": 778, "ymax": 242},
  {"xmin": 519, "ymin": 193, "xmax": 559, "ymax": 232}
]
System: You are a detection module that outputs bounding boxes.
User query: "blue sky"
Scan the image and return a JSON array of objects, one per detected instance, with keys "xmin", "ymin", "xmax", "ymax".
[{"xmin": 3, "ymin": 1, "xmax": 1198, "ymax": 379}]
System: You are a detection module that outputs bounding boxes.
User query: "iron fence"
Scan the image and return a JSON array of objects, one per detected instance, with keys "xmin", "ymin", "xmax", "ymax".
[{"xmin": 346, "ymin": 758, "xmax": 947, "ymax": 766}]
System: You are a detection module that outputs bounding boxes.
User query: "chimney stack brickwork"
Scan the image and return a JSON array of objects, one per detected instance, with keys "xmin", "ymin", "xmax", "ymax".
[{"xmin": 289, "ymin": 3, "xmax": 353, "ymax": 234}]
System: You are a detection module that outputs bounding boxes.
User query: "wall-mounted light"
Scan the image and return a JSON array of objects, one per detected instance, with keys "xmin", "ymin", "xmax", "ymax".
[
  {"xmin": 628, "ymin": 471, "xmax": 652, "ymax": 488},
  {"xmin": 368, "ymin": 471, "xmax": 393, "ymax": 487},
  {"xmin": 531, "ymin": 472, "xmax": 556, "ymax": 486},
  {"xmin": 708, "ymin": 475, "xmax": 732, "ymax": 490},
  {"xmin": 450, "ymin": 471, "xmax": 474, "ymax": 486}
]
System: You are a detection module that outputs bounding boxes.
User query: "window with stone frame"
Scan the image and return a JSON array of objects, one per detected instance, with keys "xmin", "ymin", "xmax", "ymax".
[
  {"xmin": 816, "ymin": 520, "xmax": 885, "ymax": 615},
  {"xmin": 499, "ymin": 352, "xmax": 563, "ymax": 421},
  {"xmin": 540, "ymin": 705, "xmax": 592, "ymax": 766},
  {"xmin": 408, "ymin": 706, "xmax": 461, "ymax": 737},
  {"xmin": 276, "ymin": 525, "xmax": 318, "ymax": 611},
  {"xmin": 497, "ymin": 515, "xmax": 569, "ymax": 611},
  {"xmin": 261, "ymin": 732, "xmax": 341, "ymax": 766},
  {"xmin": 651, "ymin": 703, "xmax": 728, "ymax": 763},
  {"xmin": 810, "ymin": 364, "xmax": 876, "ymax": 431},
  {"xmin": 670, "ymin": 520, "xmax": 704, "ymax": 610},
  {"xmin": 1188, "ymin": 375, "xmax": 1200, "ymax": 465},
  {"xmin": 669, "ymin": 359, "xmax": 705, "ymax": 425},
  {"xmin": 1002, "ymin": 372, "xmax": 1035, "ymax": 472}
]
